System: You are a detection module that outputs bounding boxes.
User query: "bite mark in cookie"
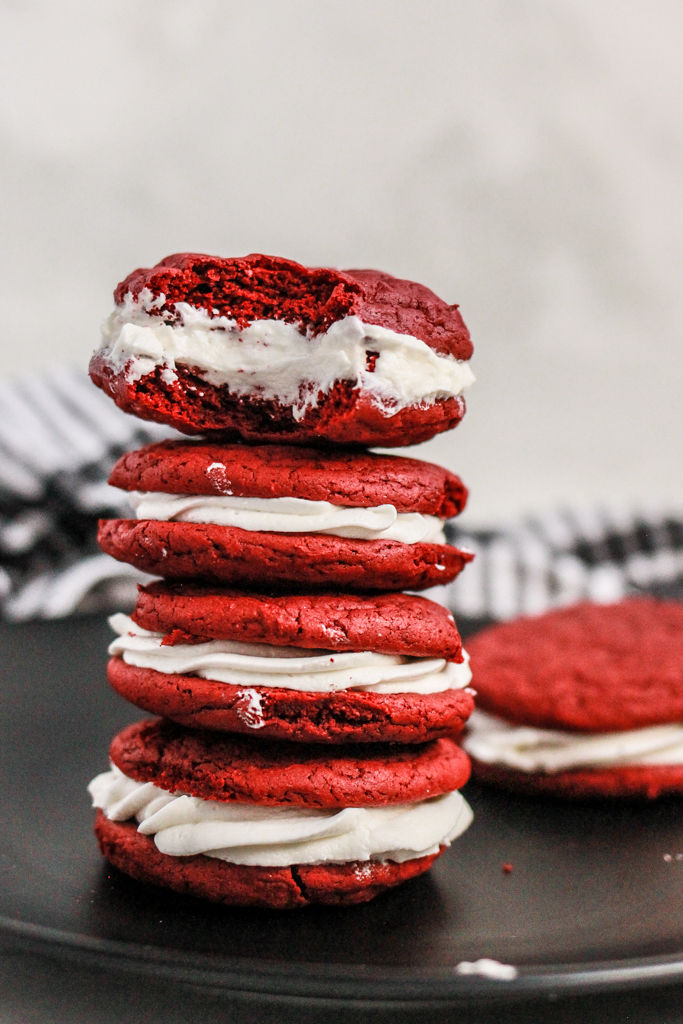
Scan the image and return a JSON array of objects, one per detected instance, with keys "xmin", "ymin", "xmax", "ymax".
[{"xmin": 90, "ymin": 253, "xmax": 474, "ymax": 446}]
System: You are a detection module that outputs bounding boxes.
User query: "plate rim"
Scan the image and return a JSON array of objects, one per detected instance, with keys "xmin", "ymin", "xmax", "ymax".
[{"xmin": 4, "ymin": 914, "xmax": 683, "ymax": 1005}]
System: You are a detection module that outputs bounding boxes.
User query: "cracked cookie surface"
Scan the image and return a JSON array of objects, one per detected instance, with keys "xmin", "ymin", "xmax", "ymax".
[
  {"xmin": 107, "ymin": 658, "xmax": 474, "ymax": 744},
  {"xmin": 468, "ymin": 598, "xmax": 683, "ymax": 732},
  {"xmin": 94, "ymin": 812, "xmax": 443, "ymax": 908},
  {"xmin": 98, "ymin": 519, "xmax": 472, "ymax": 591},
  {"xmin": 132, "ymin": 581, "xmax": 464, "ymax": 658},
  {"xmin": 109, "ymin": 718, "xmax": 471, "ymax": 807},
  {"xmin": 109, "ymin": 439, "xmax": 468, "ymax": 517}
]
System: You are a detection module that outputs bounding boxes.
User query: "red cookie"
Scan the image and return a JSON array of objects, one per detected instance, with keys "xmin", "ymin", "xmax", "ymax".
[
  {"xmin": 109, "ymin": 718, "xmax": 471, "ymax": 807},
  {"xmin": 109, "ymin": 440, "xmax": 469, "ymax": 518},
  {"xmin": 470, "ymin": 761, "xmax": 683, "ymax": 802},
  {"xmin": 133, "ymin": 581, "xmax": 464, "ymax": 658},
  {"xmin": 113, "ymin": 581, "xmax": 472, "ymax": 743},
  {"xmin": 466, "ymin": 599, "xmax": 683, "ymax": 800},
  {"xmin": 90, "ymin": 253, "xmax": 473, "ymax": 447},
  {"xmin": 107, "ymin": 659, "xmax": 474, "ymax": 744},
  {"xmin": 467, "ymin": 599, "xmax": 683, "ymax": 733},
  {"xmin": 97, "ymin": 519, "xmax": 472, "ymax": 592},
  {"xmin": 110, "ymin": 255, "xmax": 472, "ymax": 354},
  {"xmin": 94, "ymin": 812, "xmax": 443, "ymax": 908}
]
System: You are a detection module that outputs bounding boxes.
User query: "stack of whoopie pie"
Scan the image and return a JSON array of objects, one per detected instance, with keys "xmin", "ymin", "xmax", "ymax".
[{"xmin": 87, "ymin": 253, "xmax": 477, "ymax": 908}]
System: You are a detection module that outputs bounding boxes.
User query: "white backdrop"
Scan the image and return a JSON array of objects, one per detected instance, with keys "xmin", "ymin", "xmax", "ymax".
[{"xmin": 1, "ymin": 0, "xmax": 681, "ymax": 524}]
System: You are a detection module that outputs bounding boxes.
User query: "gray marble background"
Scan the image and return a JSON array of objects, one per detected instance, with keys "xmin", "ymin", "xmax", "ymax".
[{"xmin": 0, "ymin": 0, "xmax": 681, "ymax": 524}]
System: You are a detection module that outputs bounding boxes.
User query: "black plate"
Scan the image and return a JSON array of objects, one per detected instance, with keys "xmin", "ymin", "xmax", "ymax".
[{"xmin": 3, "ymin": 615, "xmax": 683, "ymax": 1013}]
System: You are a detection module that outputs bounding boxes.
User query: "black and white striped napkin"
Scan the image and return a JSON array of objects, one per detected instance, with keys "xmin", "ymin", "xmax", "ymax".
[
  {"xmin": 0, "ymin": 368, "xmax": 175, "ymax": 620},
  {"xmin": 0, "ymin": 369, "xmax": 681, "ymax": 622},
  {"xmin": 446, "ymin": 508, "xmax": 683, "ymax": 624}
]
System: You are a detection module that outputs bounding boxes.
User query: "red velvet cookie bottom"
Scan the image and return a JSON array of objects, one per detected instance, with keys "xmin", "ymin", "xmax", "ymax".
[
  {"xmin": 108, "ymin": 658, "xmax": 474, "ymax": 744},
  {"xmin": 97, "ymin": 519, "xmax": 473, "ymax": 592},
  {"xmin": 471, "ymin": 758, "xmax": 683, "ymax": 800},
  {"xmin": 90, "ymin": 354, "xmax": 466, "ymax": 448},
  {"xmin": 94, "ymin": 812, "xmax": 442, "ymax": 908}
]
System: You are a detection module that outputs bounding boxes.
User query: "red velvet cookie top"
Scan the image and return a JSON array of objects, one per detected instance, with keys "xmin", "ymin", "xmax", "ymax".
[
  {"xmin": 113, "ymin": 252, "xmax": 473, "ymax": 360},
  {"xmin": 132, "ymin": 580, "xmax": 463, "ymax": 661},
  {"xmin": 468, "ymin": 598, "xmax": 683, "ymax": 733},
  {"xmin": 109, "ymin": 440, "xmax": 468, "ymax": 518},
  {"xmin": 109, "ymin": 718, "xmax": 471, "ymax": 807}
]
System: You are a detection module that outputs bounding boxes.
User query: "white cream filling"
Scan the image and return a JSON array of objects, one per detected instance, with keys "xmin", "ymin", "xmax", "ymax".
[
  {"xmin": 126, "ymin": 491, "xmax": 446, "ymax": 544},
  {"xmin": 109, "ymin": 614, "xmax": 471, "ymax": 695},
  {"xmin": 88, "ymin": 764, "xmax": 473, "ymax": 866},
  {"xmin": 98, "ymin": 289, "xmax": 475, "ymax": 419},
  {"xmin": 463, "ymin": 710, "xmax": 683, "ymax": 773}
]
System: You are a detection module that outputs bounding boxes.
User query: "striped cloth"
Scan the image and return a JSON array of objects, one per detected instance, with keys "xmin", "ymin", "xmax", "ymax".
[
  {"xmin": 0, "ymin": 370, "xmax": 681, "ymax": 621},
  {"xmin": 0, "ymin": 369, "xmax": 174, "ymax": 620},
  {"xmin": 446, "ymin": 509, "xmax": 683, "ymax": 622}
]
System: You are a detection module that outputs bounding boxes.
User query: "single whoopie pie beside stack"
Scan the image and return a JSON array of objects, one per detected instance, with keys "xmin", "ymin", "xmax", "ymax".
[
  {"xmin": 462, "ymin": 598, "xmax": 683, "ymax": 800},
  {"xmin": 87, "ymin": 252, "xmax": 477, "ymax": 907}
]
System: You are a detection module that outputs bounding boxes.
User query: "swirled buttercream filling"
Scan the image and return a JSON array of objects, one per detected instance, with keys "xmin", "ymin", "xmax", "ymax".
[
  {"xmin": 126, "ymin": 492, "xmax": 446, "ymax": 544},
  {"xmin": 88, "ymin": 764, "xmax": 473, "ymax": 866},
  {"xmin": 463, "ymin": 710, "xmax": 683, "ymax": 773},
  {"xmin": 109, "ymin": 614, "xmax": 471, "ymax": 694},
  {"xmin": 98, "ymin": 289, "xmax": 475, "ymax": 420}
]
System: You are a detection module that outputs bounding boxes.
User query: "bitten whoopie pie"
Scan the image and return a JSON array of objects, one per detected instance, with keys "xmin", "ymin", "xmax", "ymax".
[
  {"xmin": 88, "ymin": 718, "xmax": 473, "ymax": 908},
  {"xmin": 106, "ymin": 581, "xmax": 475, "ymax": 744},
  {"xmin": 98, "ymin": 440, "xmax": 473, "ymax": 592},
  {"xmin": 90, "ymin": 253, "xmax": 474, "ymax": 447},
  {"xmin": 463, "ymin": 598, "xmax": 683, "ymax": 800}
]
